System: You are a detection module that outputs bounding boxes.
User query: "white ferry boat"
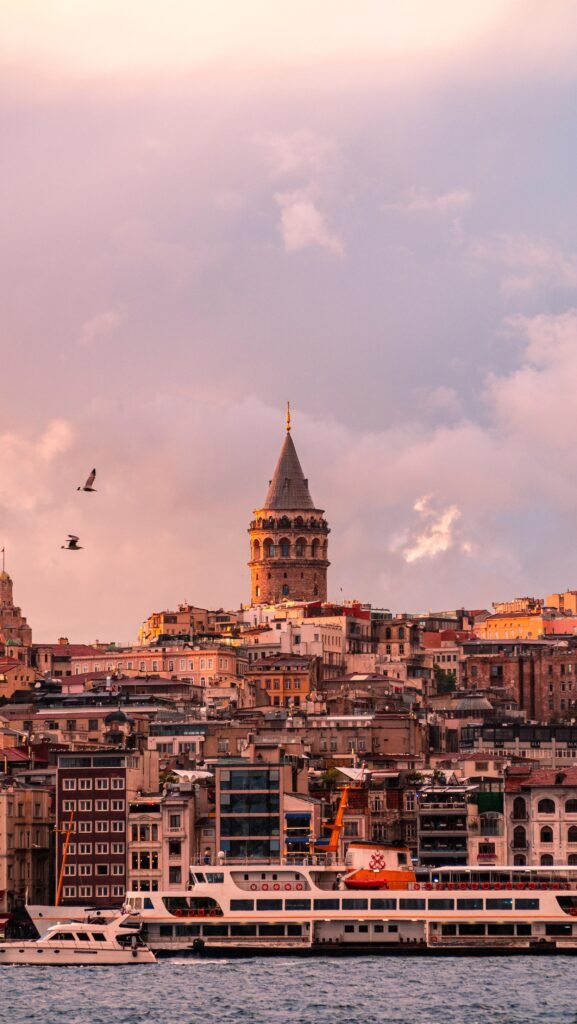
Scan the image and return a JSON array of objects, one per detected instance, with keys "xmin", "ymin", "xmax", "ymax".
[
  {"xmin": 30, "ymin": 843, "xmax": 577, "ymax": 955},
  {"xmin": 0, "ymin": 914, "xmax": 156, "ymax": 965}
]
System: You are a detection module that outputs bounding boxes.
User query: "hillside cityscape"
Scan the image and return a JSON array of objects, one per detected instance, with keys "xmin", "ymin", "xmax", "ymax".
[{"xmin": 1, "ymin": 413, "xmax": 577, "ymax": 929}]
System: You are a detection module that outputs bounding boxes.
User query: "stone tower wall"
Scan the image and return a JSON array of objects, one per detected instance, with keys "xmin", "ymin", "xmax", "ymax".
[{"xmin": 248, "ymin": 511, "xmax": 330, "ymax": 605}]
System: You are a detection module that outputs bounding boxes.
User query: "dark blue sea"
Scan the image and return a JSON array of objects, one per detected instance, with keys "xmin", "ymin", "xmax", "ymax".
[{"xmin": 1, "ymin": 957, "xmax": 575, "ymax": 1024}]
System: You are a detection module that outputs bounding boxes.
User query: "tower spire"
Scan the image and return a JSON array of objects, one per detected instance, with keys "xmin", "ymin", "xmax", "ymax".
[{"xmin": 286, "ymin": 401, "xmax": 291, "ymax": 433}]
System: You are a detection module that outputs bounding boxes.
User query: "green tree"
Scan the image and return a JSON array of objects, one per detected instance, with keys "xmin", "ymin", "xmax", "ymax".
[{"xmin": 434, "ymin": 663, "xmax": 456, "ymax": 694}]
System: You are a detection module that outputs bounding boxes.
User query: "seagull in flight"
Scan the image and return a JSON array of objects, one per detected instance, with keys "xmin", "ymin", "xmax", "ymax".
[
  {"xmin": 61, "ymin": 535, "xmax": 83, "ymax": 550},
  {"xmin": 78, "ymin": 469, "xmax": 96, "ymax": 492}
]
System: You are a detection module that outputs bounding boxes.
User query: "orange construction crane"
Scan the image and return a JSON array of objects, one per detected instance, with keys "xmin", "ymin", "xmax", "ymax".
[{"xmin": 313, "ymin": 783, "xmax": 353, "ymax": 855}]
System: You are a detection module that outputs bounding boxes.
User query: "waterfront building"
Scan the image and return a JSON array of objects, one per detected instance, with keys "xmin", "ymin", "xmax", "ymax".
[
  {"xmin": 248, "ymin": 408, "xmax": 330, "ymax": 605},
  {"xmin": 0, "ymin": 780, "xmax": 53, "ymax": 914},
  {"xmin": 417, "ymin": 785, "xmax": 469, "ymax": 867},
  {"xmin": 55, "ymin": 748, "xmax": 158, "ymax": 907},
  {"xmin": 505, "ymin": 766, "xmax": 577, "ymax": 866}
]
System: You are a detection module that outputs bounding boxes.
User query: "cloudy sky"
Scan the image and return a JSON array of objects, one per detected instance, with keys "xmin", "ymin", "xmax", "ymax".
[{"xmin": 2, "ymin": 1, "xmax": 577, "ymax": 641}]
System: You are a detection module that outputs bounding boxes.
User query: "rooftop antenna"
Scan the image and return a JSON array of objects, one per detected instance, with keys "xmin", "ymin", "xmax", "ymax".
[
  {"xmin": 286, "ymin": 401, "xmax": 291, "ymax": 433},
  {"xmin": 1, "ymin": 547, "xmax": 5, "ymax": 573}
]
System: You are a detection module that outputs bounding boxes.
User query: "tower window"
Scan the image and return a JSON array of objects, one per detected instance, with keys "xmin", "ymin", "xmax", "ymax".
[
  {"xmin": 282, "ymin": 585, "xmax": 289, "ymax": 596},
  {"xmin": 255, "ymin": 587, "xmax": 260, "ymax": 597}
]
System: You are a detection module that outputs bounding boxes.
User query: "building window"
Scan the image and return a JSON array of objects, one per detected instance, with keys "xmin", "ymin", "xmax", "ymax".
[
  {"xmin": 79, "ymin": 800, "xmax": 92, "ymax": 812},
  {"xmin": 169, "ymin": 867, "xmax": 182, "ymax": 884},
  {"xmin": 538, "ymin": 799, "xmax": 555, "ymax": 814},
  {"xmin": 540, "ymin": 826, "xmax": 553, "ymax": 844},
  {"xmin": 79, "ymin": 779, "xmax": 92, "ymax": 791},
  {"xmin": 111, "ymin": 778, "xmax": 124, "ymax": 790},
  {"xmin": 95, "ymin": 779, "xmax": 109, "ymax": 790},
  {"xmin": 63, "ymin": 779, "xmax": 76, "ymax": 791}
]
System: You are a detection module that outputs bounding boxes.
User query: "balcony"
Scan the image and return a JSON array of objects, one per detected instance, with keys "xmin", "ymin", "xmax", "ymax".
[
  {"xmin": 512, "ymin": 841, "xmax": 529, "ymax": 850},
  {"xmin": 510, "ymin": 812, "xmax": 529, "ymax": 821}
]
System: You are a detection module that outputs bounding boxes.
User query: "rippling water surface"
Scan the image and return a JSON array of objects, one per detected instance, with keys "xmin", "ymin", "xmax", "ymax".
[{"xmin": 2, "ymin": 957, "xmax": 576, "ymax": 1024}]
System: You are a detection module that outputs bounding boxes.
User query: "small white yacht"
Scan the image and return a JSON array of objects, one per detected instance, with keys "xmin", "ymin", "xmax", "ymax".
[{"xmin": 0, "ymin": 914, "xmax": 156, "ymax": 965}]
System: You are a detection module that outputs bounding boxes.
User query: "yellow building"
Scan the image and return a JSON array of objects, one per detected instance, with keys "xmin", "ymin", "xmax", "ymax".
[
  {"xmin": 476, "ymin": 612, "xmax": 547, "ymax": 640},
  {"xmin": 138, "ymin": 604, "xmax": 210, "ymax": 644}
]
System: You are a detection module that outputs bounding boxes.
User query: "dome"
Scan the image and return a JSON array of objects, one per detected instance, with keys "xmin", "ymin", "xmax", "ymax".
[
  {"xmin": 104, "ymin": 708, "xmax": 133, "ymax": 725},
  {"xmin": 454, "ymin": 696, "xmax": 493, "ymax": 712}
]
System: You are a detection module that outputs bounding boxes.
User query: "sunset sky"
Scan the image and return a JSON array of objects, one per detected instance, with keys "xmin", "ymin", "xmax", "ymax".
[{"xmin": 3, "ymin": 1, "xmax": 577, "ymax": 641}]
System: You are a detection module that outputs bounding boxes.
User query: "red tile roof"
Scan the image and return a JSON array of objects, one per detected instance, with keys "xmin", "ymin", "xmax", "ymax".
[{"xmin": 505, "ymin": 766, "xmax": 577, "ymax": 792}]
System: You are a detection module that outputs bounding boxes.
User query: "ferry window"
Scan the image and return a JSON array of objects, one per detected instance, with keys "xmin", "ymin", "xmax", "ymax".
[
  {"xmin": 92, "ymin": 933, "xmax": 106, "ymax": 942},
  {"xmin": 259, "ymin": 925, "xmax": 284, "ymax": 936},
  {"xmin": 287, "ymin": 925, "xmax": 302, "ymax": 936},
  {"xmin": 486, "ymin": 899, "xmax": 513, "ymax": 910},
  {"xmin": 374, "ymin": 924, "xmax": 384, "ymax": 933},
  {"xmin": 387, "ymin": 924, "xmax": 398, "ymax": 933},
  {"xmin": 399, "ymin": 899, "xmax": 426, "ymax": 910},
  {"xmin": 231, "ymin": 900, "xmax": 254, "ymax": 911},
  {"xmin": 371, "ymin": 899, "xmax": 397, "ymax": 911},
  {"xmin": 231, "ymin": 925, "xmax": 257, "ymax": 937},
  {"xmin": 546, "ymin": 923, "xmax": 573, "ymax": 936},
  {"xmin": 195, "ymin": 873, "xmax": 206, "ymax": 883},
  {"xmin": 344, "ymin": 925, "xmax": 355, "ymax": 933},
  {"xmin": 457, "ymin": 899, "xmax": 483, "ymax": 911},
  {"xmin": 314, "ymin": 899, "xmax": 340, "ymax": 910},
  {"xmin": 459, "ymin": 924, "xmax": 485, "ymax": 936},
  {"xmin": 143, "ymin": 898, "xmax": 154, "ymax": 909},
  {"xmin": 159, "ymin": 926, "xmax": 173, "ymax": 937},
  {"xmin": 516, "ymin": 924, "xmax": 532, "ymax": 936},
  {"xmin": 203, "ymin": 925, "xmax": 228, "ymax": 937},
  {"xmin": 75, "ymin": 933, "xmax": 89, "ymax": 941},
  {"xmin": 285, "ymin": 899, "xmax": 311, "ymax": 911},
  {"xmin": 515, "ymin": 899, "xmax": 539, "ymax": 910},
  {"xmin": 488, "ymin": 924, "xmax": 514, "ymax": 936},
  {"xmin": 256, "ymin": 899, "xmax": 282, "ymax": 911},
  {"xmin": 342, "ymin": 899, "xmax": 368, "ymax": 910},
  {"xmin": 206, "ymin": 873, "xmax": 224, "ymax": 883},
  {"xmin": 441, "ymin": 925, "xmax": 457, "ymax": 936},
  {"xmin": 358, "ymin": 925, "xmax": 369, "ymax": 933},
  {"xmin": 428, "ymin": 899, "xmax": 454, "ymax": 910}
]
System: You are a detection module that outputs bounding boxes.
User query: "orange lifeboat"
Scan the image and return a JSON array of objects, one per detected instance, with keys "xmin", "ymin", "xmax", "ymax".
[{"xmin": 343, "ymin": 869, "xmax": 415, "ymax": 891}]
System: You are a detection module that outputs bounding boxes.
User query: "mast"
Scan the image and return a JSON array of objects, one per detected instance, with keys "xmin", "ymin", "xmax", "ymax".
[{"xmin": 55, "ymin": 811, "xmax": 75, "ymax": 907}]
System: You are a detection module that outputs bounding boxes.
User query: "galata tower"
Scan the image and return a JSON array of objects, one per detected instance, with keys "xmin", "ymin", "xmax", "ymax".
[{"xmin": 248, "ymin": 405, "xmax": 330, "ymax": 604}]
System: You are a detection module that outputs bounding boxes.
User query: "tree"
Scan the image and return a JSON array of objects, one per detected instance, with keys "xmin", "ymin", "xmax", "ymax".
[{"xmin": 434, "ymin": 663, "xmax": 456, "ymax": 694}]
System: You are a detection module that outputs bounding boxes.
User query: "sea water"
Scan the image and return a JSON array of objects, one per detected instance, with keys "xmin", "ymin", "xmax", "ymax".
[{"xmin": 1, "ymin": 956, "xmax": 574, "ymax": 1024}]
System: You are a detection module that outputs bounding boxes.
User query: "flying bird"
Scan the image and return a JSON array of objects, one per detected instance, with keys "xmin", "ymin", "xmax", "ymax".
[
  {"xmin": 61, "ymin": 535, "xmax": 83, "ymax": 550},
  {"xmin": 78, "ymin": 469, "xmax": 96, "ymax": 492}
]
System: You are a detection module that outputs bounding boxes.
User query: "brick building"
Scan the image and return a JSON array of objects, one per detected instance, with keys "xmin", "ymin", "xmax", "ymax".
[
  {"xmin": 55, "ymin": 748, "xmax": 158, "ymax": 907},
  {"xmin": 461, "ymin": 639, "xmax": 577, "ymax": 721}
]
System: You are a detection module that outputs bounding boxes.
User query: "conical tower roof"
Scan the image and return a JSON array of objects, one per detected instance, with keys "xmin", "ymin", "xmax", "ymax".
[{"xmin": 262, "ymin": 430, "xmax": 316, "ymax": 510}]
